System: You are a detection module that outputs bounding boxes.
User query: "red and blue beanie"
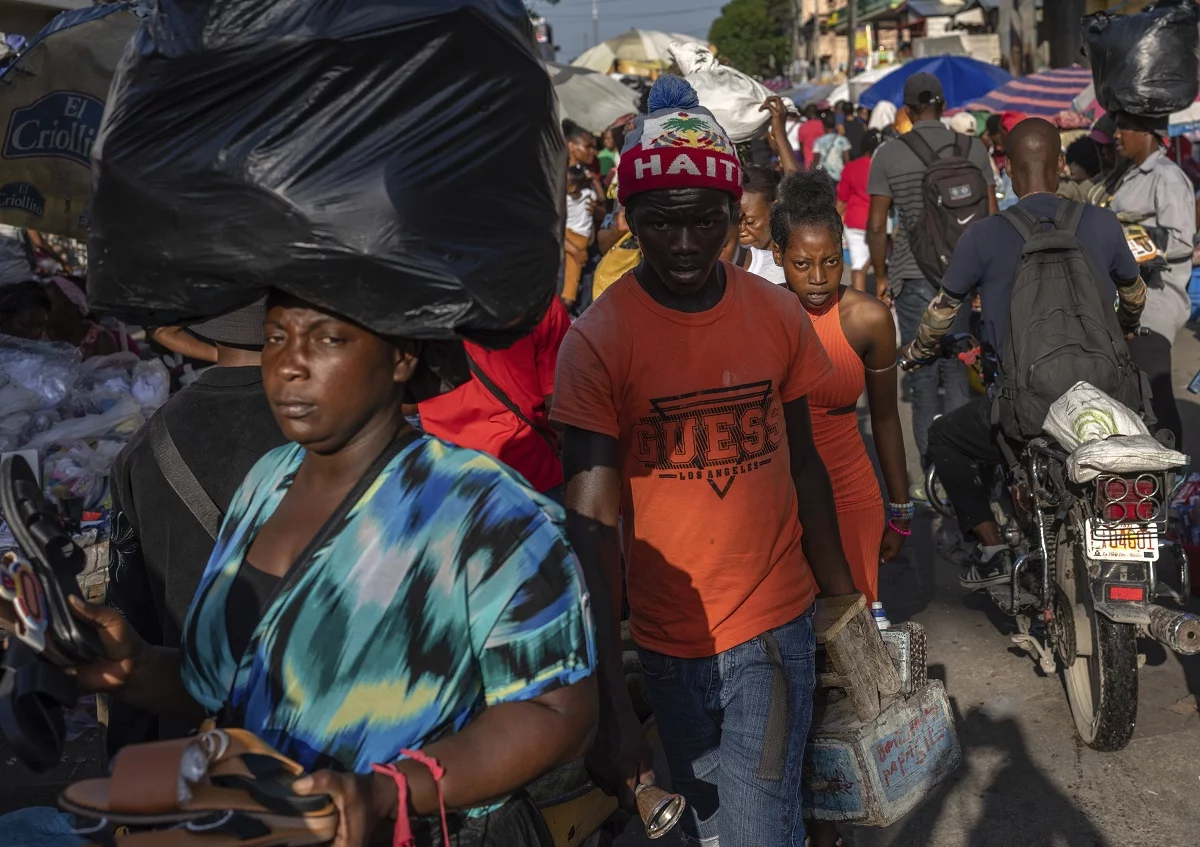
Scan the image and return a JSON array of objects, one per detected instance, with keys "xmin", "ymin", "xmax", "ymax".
[{"xmin": 617, "ymin": 75, "xmax": 742, "ymax": 206}]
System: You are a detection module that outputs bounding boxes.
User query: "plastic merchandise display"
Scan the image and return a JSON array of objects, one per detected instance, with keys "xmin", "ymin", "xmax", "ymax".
[{"xmin": 0, "ymin": 339, "xmax": 81, "ymax": 410}]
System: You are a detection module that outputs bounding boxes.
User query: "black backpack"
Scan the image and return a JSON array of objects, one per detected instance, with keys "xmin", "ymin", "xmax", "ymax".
[
  {"xmin": 899, "ymin": 132, "xmax": 991, "ymax": 284},
  {"xmin": 995, "ymin": 202, "xmax": 1146, "ymax": 440}
]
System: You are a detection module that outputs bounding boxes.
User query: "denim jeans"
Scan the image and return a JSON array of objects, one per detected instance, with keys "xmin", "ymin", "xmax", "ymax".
[
  {"xmin": 637, "ymin": 609, "xmax": 816, "ymax": 846},
  {"xmin": 0, "ymin": 808, "xmax": 85, "ymax": 847},
  {"xmin": 893, "ymin": 277, "xmax": 971, "ymax": 470}
]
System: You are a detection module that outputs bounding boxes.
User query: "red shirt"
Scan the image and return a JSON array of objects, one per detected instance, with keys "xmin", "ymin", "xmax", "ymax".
[
  {"xmin": 798, "ymin": 119, "xmax": 826, "ymax": 168},
  {"xmin": 837, "ymin": 156, "xmax": 871, "ymax": 230},
  {"xmin": 418, "ymin": 299, "xmax": 569, "ymax": 492}
]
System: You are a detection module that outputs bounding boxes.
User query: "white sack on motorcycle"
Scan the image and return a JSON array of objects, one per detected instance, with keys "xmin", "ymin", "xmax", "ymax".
[{"xmin": 1044, "ymin": 381, "xmax": 1187, "ymax": 483}]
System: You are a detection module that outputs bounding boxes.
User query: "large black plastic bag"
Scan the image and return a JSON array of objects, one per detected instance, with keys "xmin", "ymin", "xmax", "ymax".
[
  {"xmin": 1082, "ymin": 0, "xmax": 1200, "ymax": 119},
  {"xmin": 88, "ymin": 0, "xmax": 564, "ymax": 345}
]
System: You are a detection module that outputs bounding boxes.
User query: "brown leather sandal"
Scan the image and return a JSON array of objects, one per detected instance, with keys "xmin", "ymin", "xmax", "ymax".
[{"xmin": 59, "ymin": 728, "xmax": 337, "ymax": 845}]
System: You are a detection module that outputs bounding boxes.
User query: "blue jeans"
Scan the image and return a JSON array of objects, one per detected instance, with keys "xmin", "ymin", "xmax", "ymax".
[
  {"xmin": 637, "ymin": 609, "xmax": 816, "ymax": 846},
  {"xmin": 893, "ymin": 277, "xmax": 971, "ymax": 470},
  {"xmin": 0, "ymin": 808, "xmax": 84, "ymax": 847}
]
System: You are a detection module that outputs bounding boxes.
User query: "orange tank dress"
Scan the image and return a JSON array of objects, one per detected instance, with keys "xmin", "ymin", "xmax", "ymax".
[{"xmin": 806, "ymin": 295, "xmax": 885, "ymax": 603}]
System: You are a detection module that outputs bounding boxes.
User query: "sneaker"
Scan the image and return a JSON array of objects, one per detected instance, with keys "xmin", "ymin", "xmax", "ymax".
[{"xmin": 960, "ymin": 547, "xmax": 1013, "ymax": 590}]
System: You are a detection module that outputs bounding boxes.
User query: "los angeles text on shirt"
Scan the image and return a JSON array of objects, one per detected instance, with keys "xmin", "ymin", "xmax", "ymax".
[{"xmin": 633, "ymin": 380, "xmax": 782, "ymax": 499}]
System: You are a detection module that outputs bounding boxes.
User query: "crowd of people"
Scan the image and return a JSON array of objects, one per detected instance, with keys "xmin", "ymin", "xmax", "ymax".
[{"xmin": 0, "ymin": 54, "xmax": 1196, "ymax": 847}]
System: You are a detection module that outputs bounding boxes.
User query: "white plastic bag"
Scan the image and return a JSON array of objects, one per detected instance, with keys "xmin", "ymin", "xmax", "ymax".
[
  {"xmin": 669, "ymin": 42, "xmax": 776, "ymax": 144},
  {"xmin": 0, "ymin": 383, "xmax": 41, "ymax": 419},
  {"xmin": 132, "ymin": 359, "xmax": 170, "ymax": 413},
  {"xmin": 1067, "ymin": 434, "xmax": 1188, "ymax": 483},
  {"xmin": 23, "ymin": 397, "xmax": 141, "ymax": 452},
  {"xmin": 0, "ymin": 337, "xmax": 81, "ymax": 409},
  {"xmin": 1044, "ymin": 382, "xmax": 1188, "ymax": 482},
  {"xmin": 1042, "ymin": 381, "xmax": 1147, "ymax": 450},
  {"xmin": 43, "ymin": 439, "xmax": 126, "ymax": 509}
]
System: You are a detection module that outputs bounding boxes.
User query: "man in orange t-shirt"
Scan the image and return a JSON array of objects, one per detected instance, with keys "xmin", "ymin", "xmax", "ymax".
[{"xmin": 553, "ymin": 76, "xmax": 855, "ymax": 847}]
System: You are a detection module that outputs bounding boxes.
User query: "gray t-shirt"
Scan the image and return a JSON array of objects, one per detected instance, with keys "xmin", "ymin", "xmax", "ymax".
[
  {"xmin": 1109, "ymin": 149, "xmax": 1196, "ymax": 343},
  {"xmin": 866, "ymin": 120, "xmax": 994, "ymax": 285}
]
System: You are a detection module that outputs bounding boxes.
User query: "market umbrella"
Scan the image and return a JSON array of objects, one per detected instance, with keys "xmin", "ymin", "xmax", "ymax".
[
  {"xmin": 546, "ymin": 62, "xmax": 639, "ymax": 135},
  {"xmin": 827, "ymin": 63, "xmax": 906, "ymax": 106},
  {"xmin": 1073, "ymin": 82, "xmax": 1200, "ymax": 137},
  {"xmin": 0, "ymin": 3, "xmax": 142, "ymax": 239},
  {"xmin": 571, "ymin": 29, "xmax": 704, "ymax": 77},
  {"xmin": 964, "ymin": 66, "xmax": 1093, "ymax": 117},
  {"xmin": 859, "ymin": 56, "xmax": 1013, "ymax": 110}
]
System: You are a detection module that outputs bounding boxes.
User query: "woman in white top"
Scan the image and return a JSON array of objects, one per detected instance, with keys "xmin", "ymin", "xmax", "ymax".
[
  {"xmin": 562, "ymin": 164, "xmax": 597, "ymax": 308},
  {"xmin": 738, "ymin": 165, "xmax": 787, "ymax": 285}
]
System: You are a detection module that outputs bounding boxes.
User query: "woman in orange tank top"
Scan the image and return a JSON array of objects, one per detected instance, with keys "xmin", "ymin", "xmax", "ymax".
[
  {"xmin": 769, "ymin": 169, "xmax": 912, "ymax": 605},
  {"xmin": 770, "ymin": 164, "xmax": 914, "ymax": 847}
]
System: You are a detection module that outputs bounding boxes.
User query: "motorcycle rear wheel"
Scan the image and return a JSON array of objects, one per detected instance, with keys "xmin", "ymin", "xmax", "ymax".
[{"xmin": 1059, "ymin": 532, "xmax": 1138, "ymax": 751}]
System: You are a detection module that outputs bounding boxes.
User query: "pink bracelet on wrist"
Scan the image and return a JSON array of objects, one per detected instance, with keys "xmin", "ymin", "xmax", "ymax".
[{"xmin": 888, "ymin": 519, "xmax": 912, "ymax": 537}]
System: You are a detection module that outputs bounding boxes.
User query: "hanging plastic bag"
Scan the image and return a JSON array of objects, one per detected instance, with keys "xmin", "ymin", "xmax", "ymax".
[
  {"xmin": 1082, "ymin": 0, "xmax": 1200, "ymax": 118},
  {"xmin": 0, "ymin": 338, "xmax": 80, "ymax": 410},
  {"xmin": 669, "ymin": 42, "xmax": 778, "ymax": 144},
  {"xmin": 23, "ymin": 397, "xmax": 141, "ymax": 452},
  {"xmin": 88, "ymin": 0, "xmax": 564, "ymax": 346},
  {"xmin": 131, "ymin": 360, "xmax": 170, "ymax": 413}
]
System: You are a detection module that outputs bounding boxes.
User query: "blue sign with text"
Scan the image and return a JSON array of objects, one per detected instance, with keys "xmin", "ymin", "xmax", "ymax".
[
  {"xmin": 0, "ymin": 182, "xmax": 45, "ymax": 217},
  {"xmin": 2, "ymin": 90, "xmax": 103, "ymax": 167}
]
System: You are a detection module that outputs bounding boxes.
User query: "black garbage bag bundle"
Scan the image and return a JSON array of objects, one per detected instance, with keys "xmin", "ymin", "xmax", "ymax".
[
  {"xmin": 88, "ymin": 0, "xmax": 565, "ymax": 345},
  {"xmin": 1082, "ymin": 0, "xmax": 1200, "ymax": 119}
]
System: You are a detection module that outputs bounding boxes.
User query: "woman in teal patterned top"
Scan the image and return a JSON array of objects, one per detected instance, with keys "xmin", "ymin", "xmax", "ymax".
[{"xmin": 71, "ymin": 293, "xmax": 598, "ymax": 846}]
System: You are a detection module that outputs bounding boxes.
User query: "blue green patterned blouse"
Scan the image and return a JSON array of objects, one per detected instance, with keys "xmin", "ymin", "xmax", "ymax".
[{"xmin": 181, "ymin": 435, "xmax": 595, "ymax": 786}]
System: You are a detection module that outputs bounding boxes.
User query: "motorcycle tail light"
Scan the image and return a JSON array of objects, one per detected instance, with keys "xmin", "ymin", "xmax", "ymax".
[
  {"xmin": 1107, "ymin": 585, "xmax": 1145, "ymax": 602},
  {"xmin": 1096, "ymin": 475, "xmax": 1161, "ymax": 525},
  {"xmin": 1102, "ymin": 502, "xmax": 1126, "ymax": 522}
]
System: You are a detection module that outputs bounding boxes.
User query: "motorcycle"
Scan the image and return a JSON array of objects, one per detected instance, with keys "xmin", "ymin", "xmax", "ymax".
[{"xmin": 903, "ymin": 334, "xmax": 1200, "ymax": 752}]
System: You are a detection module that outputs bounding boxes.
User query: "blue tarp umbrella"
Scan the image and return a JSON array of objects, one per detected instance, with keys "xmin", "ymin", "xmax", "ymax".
[
  {"xmin": 858, "ymin": 56, "xmax": 1013, "ymax": 110},
  {"xmin": 0, "ymin": 3, "xmax": 142, "ymax": 238}
]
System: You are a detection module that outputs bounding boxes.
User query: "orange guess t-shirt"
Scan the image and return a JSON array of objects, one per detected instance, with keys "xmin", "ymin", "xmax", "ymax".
[{"xmin": 552, "ymin": 262, "xmax": 833, "ymax": 658}]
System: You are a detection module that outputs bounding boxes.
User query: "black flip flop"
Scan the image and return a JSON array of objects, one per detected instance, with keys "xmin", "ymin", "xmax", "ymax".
[
  {"xmin": 0, "ymin": 453, "xmax": 102, "ymax": 663},
  {"xmin": 0, "ymin": 640, "xmax": 77, "ymax": 771}
]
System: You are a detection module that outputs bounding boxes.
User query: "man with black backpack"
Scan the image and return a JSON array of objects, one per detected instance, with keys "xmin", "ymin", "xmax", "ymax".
[
  {"xmin": 106, "ymin": 302, "xmax": 286, "ymax": 752},
  {"xmin": 866, "ymin": 73, "xmax": 996, "ymax": 499},
  {"xmin": 904, "ymin": 118, "xmax": 1147, "ymax": 588}
]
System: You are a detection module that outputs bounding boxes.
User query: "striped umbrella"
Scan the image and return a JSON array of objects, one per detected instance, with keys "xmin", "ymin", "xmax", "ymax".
[{"xmin": 965, "ymin": 67, "xmax": 1094, "ymax": 117}]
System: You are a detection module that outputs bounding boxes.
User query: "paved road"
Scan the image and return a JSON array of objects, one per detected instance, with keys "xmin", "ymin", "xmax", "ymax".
[{"xmin": 618, "ymin": 324, "xmax": 1200, "ymax": 847}]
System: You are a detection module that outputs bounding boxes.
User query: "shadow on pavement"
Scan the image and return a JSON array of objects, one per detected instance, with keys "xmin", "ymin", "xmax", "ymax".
[{"xmin": 856, "ymin": 699, "xmax": 1109, "ymax": 847}]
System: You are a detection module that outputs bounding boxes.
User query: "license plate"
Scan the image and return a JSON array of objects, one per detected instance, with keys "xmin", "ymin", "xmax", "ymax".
[{"xmin": 1085, "ymin": 521, "xmax": 1159, "ymax": 562}]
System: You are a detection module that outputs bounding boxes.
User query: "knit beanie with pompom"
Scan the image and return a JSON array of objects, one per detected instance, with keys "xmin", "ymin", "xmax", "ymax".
[{"xmin": 616, "ymin": 75, "xmax": 742, "ymax": 206}]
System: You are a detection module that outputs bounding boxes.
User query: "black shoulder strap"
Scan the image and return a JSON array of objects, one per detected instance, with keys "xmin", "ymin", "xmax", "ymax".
[
  {"xmin": 1054, "ymin": 199, "xmax": 1086, "ymax": 236},
  {"xmin": 954, "ymin": 133, "xmax": 972, "ymax": 158},
  {"xmin": 464, "ymin": 350, "xmax": 558, "ymax": 450},
  {"xmin": 999, "ymin": 206, "xmax": 1039, "ymax": 243},
  {"xmin": 147, "ymin": 412, "xmax": 221, "ymax": 540},
  {"xmin": 900, "ymin": 131, "xmax": 937, "ymax": 167}
]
